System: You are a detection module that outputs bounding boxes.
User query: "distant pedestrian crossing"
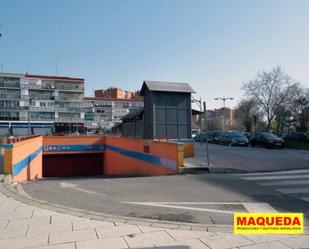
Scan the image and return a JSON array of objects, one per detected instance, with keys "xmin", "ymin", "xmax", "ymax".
[{"xmin": 235, "ymin": 169, "xmax": 309, "ymax": 203}]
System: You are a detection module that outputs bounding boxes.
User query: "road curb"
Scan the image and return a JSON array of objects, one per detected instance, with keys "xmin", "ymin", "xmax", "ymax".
[
  {"xmin": 0, "ymin": 174, "xmax": 234, "ymax": 233},
  {"xmin": 180, "ymin": 166, "xmax": 248, "ymax": 174}
]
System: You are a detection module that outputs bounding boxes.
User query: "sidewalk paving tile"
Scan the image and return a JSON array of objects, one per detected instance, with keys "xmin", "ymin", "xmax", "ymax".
[
  {"xmin": 49, "ymin": 229, "xmax": 97, "ymax": 244},
  {"xmin": 0, "ymin": 225, "xmax": 28, "ymax": 239},
  {"xmin": 199, "ymin": 233, "xmax": 254, "ymax": 249},
  {"xmin": 72, "ymin": 219, "xmax": 115, "ymax": 230},
  {"xmin": 152, "ymin": 223, "xmax": 180, "ymax": 229},
  {"xmin": 76, "ymin": 237, "xmax": 129, "ymax": 249},
  {"xmin": 32, "ymin": 209, "xmax": 57, "ymax": 218},
  {"xmin": 138, "ymin": 226, "xmax": 165, "ymax": 233},
  {"xmin": 0, "ymin": 219, "xmax": 8, "ymax": 229},
  {"xmin": 51, "ymin": 214, "xmax": 85, "ymax": 224},
  {"xmin": 27, "ymin": 222, "xmax": 73, "ymax": 236},
  {"xmin": 6, "ymin": 216, "xmax": 50, "ymax": 229},
  {"xmin": 124, "ymin": 230, "xmax": 175, "ymax": 248},
  {"xmin": 0, "ymin": 234, "xmax": 48, "ymax": 249},
  {"xmin": 26, "ymin": 242, "xmax": 75, "ymax": 249},
  {"xmin": 13, "ymin": 206, "xmax": 35, "ymax": 219},
  {"xmin": 280, "ymin": 235, "xmax": 309, "ymax": 249},
  {"xmin": 96, "ymin": 224, "xmax": 141, "ymax": 238},
  {"xmin": 154, "ymin": 239, "xmax": 211, "ymax": 249},
  {"xmin": 165, "ymin": 229, "xmax": 215, "ymax": 241},
  {"xmin": 237, "ymin": 241, "xmax": 292, "ymax": 249},
  {"xmin": 242, "ymin": 234, "xmax": 300, "ymax": 243}
]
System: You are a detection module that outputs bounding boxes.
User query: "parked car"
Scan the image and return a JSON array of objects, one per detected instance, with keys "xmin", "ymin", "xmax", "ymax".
[
  {"xmin": 250, "ymin": 132, "xmax": 285, "ymax": 149},
  {"xmin": 206, "ymin": 131, "xmax": 222, "ymax": 144},
  {"xmin": 284, "ymin": 132, "xmax": 309, "ymax": 142},
  {"xmin": 192, "ymin": 129, "xmax": 200, "ymax": 139},
  {"xmin": 242, "ymin": 132, "xmax": 251, "ymax": 139},
  {"xmin": 217, "ymin": 131, "xmax": 249, "ymax": 146},
  {"xmin": 194, "ymin": 132, "xmax": 206, "ymax": 142}
]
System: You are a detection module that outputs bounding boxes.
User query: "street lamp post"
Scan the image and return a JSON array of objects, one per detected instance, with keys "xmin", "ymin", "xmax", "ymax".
[{"xmin": 214, "ymin": 96, "xmax": 234, "ymax": 131}]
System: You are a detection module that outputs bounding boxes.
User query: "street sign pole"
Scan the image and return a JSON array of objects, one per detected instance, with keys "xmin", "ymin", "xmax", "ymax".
[{"xmin": 203, "ymin": 101, "xmax": 210, "ymax": 166}]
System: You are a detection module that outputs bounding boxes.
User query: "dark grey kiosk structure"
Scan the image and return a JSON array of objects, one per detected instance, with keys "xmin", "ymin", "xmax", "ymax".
[{"xmin": 118, "ymin": 80, "xmax": 195, "ymax": 139}]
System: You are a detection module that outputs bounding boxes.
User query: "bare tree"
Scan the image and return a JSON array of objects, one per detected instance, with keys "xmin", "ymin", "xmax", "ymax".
[
  {"xmin": 288, "ymin": 83, "xmax": 309, "ymax": 132},
  {"xmin": 242, "ymin": 66, "xmax": 294, "ymax": 131},
  {"xmin": 235, "ymin": 99, "xmax": 259, "ymax": 132}
]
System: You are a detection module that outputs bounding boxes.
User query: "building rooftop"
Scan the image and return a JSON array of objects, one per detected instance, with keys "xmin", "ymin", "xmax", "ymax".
[
  {"xmin": 25, "ymin": 74, "xmax": 84, "ymax": 82},
  {"xmin": 84, "ymin": 97, "xmax": 143, "ymax": 102},
  {"xmin": 0, "ymin": 72, "xmax": 84, "ymax": 82},
  {"xmin": 140, "ymin": 80, "xmax": 195, "ymax": 96},
  {"xmin": 122, "ymin": 107, "xmax": 144, "ymax": 121}
]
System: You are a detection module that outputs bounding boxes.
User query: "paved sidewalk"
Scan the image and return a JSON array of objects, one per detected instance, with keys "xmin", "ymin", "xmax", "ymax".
[{"xmin": 1, "ymin": 186, "xmax": 309, "ymax": 248}]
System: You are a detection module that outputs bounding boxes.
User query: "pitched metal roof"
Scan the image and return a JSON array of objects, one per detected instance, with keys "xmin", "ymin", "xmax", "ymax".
[
  {"xmin": 140, "ymin": 80, "xmax": 195, "ymax": 96},
  {"xmin": 122, "ymin": 107, "xmax": 144, "ymax": 121}
]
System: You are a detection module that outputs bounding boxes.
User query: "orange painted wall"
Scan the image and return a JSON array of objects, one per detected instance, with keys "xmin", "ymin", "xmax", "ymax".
[
  {"xmin": 104, "ymin": 136, "xmax": 178, "ymax": 176},
  {"xmin": 10, "ymin": 136, "xmax": 43, "ymax": 182},
  {"xmin": 5, "ymin": 135, "xmax": 180, "ymax": 182}
]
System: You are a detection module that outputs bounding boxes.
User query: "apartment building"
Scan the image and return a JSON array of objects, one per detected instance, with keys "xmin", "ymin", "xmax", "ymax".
[
  {"xmin": 192, "ymin": 107, "xmax": 236, "ymax": 131},
  {"xmin": 0, "ymin": 73, "xmax": 85, "ymax": 135},
  {"xmin": 84, "ymin": 87, "xmax": 143, "ymax": 132},
  {"xmin": 95, "ymin": 87, "xmax": 142, "ymax": 100}
]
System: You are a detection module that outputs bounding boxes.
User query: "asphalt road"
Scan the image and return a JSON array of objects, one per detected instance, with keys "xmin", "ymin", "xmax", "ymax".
[
  {"xmin": 194, "ymin": 143, "xmax": 309, "ymax": 172},
  {"xmin": 22, "ymin": 171, "xmax": 309, "ymax": 225}
]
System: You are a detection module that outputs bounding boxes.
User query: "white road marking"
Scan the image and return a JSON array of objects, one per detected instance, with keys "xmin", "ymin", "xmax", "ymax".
[
  {"xmin": 259, "ymin": 180, "xmax": 309, "ymax": 186},
  {"xmin": 277, "ymin": 187, "xmax": 309, "ymax": 194},
  {"xmin": 235, "ymin": 169, "xmax": 309, "ymax": 177},
  {"xmin": 60, "ymin": 182, "xmax": 106, "ymax": 197},
  {"xmin": 243, "ymin": 174, "xmax": 309, "ymax": 181},
  {"xmin": 121, "ymin": 202, "xmax": 277, "ymax": 214},
  {"xmin": 243, "ymin": 203, "xmax": 277, "ymax": 213}
]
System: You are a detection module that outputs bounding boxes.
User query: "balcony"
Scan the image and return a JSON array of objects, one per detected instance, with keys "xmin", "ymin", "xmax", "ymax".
[
  {"xmin": 55, "ymin": 107, "xmax": 82, "ymax": 112},
  {"xmin": 56, "ymin": 86, "xmax": 84, "ymax": 92},
  {"xmin": 27, "ymin": 117, "xmax": 55, "ymax": 122},
  {"xmin": 0, "ymin": 106, "xmax": 27, "ymax": 111},
  {"xmin": 28, "ymin": 95, "xmax": 54, "ymax": 100},
  {"xmin": 30, "ymin": 106, "xmax": 55, "ymax": 112},
  {"xmin": 0, "ymin": 83, "xmax": 20, "ymax": 88},
  {"xmin": 55, "ymin": 96, "xmax": 83, "ymax": 102},
  {"xmin": 0, "ymin": 94, "xmax": 20, "ymax": 99},
  {"xmin": 55, "ymin": 117, "xmax": 84, "ymax": 123},
  {"xmin": 21, "ymin": 84, "xmax": 54, "ymax": 91}
]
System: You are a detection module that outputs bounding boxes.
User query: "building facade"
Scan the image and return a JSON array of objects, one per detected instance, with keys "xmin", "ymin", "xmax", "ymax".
[
  {"xmin": 94, "ymin": 87, "xmax": 142, "ymax": 100},
  {"xmin": 192, "ymin": 107, "xmax": 236, "ymax": 131},
  {"xmin": 0, "ymin": 73, "xmax": 85, "ymax": 135},
  {"xmin": 84, "ymin": 91, "xmax": 143, "ymax": 132}
]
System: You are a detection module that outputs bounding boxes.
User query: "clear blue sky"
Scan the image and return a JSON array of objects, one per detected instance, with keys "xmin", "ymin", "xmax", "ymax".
[{"xmin": 1, "ymin": 0, "xmax": 309, "ymax": 108}]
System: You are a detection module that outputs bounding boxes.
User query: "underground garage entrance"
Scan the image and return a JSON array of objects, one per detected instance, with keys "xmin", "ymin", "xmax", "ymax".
[{"xmin": 43, "ymin": 154, "xmax": 104, "ymax": 177}]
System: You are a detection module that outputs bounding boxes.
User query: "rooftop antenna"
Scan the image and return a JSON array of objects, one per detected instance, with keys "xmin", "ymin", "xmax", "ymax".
[
  {"xmin": 64, "ymin": 44, "xmax": 68, "ymax": 75},
  {"xmin": 0, "ymin": 64, "xmax": 3, "ymax": 73},
  {"xmin": 55, "ymin": 52, "xmax": 59, "ymax": 76},
  {"xmin": 124, "ymin": 59, "xmax": 128, "ymax": 91},
  {"xmin": 26, "ymin": 64, "xmax": 29, "ymax": 74}
]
